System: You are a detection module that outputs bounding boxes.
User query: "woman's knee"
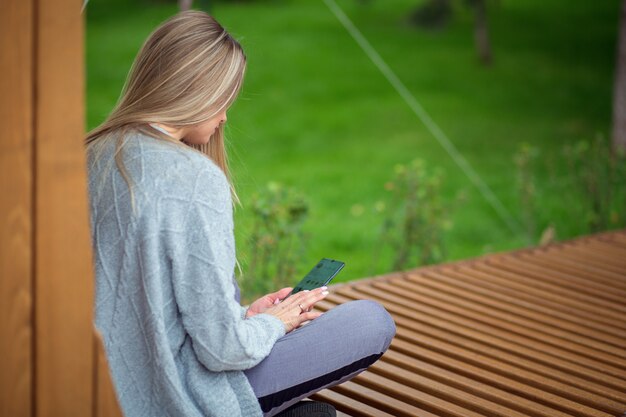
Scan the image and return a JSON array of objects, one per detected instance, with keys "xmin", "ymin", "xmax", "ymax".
[{"xmin": 338, "ymin": 299, "xmax": 396, "ymax": 351}]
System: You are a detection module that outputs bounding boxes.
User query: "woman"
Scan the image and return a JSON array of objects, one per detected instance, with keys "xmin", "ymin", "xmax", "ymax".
[{"xmin": 86, "ymin": 10, "xmax": 395, "ymax": 417}]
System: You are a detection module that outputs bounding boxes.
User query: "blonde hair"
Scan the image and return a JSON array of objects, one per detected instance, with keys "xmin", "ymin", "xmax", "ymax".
[{"xmin": 86, "ymin": 10, "xmax": 245, "ymax": 206}]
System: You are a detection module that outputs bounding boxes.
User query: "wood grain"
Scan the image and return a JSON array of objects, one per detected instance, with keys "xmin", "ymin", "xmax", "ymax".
[
  {"xmin": 34, "ymin": 1, "xmax": 94, "ymax": 416},
  {"xmin": 0, "ymin": 0, "xmax": 34, "ymax": 416}
]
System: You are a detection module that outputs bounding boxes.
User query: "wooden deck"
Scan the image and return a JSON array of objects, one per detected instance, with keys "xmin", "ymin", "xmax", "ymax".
[{"xmin": 310, "ymin": 230, "xmax": 626, "ymax": 417}]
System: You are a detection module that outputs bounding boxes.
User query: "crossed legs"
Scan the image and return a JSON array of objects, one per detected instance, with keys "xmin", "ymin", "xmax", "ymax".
[{"xmin": 244, "ymin": 300, "xmax": 396, "ymax": 417}]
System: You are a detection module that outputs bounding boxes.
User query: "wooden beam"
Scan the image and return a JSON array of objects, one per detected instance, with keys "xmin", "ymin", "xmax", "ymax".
[
  {"xmin": 34, "ymin": 1, "xmax": 94, "ymax": 416},
  {"xmin": 0, "ymin": 0, "xmax": 34, "ymax": 416}
]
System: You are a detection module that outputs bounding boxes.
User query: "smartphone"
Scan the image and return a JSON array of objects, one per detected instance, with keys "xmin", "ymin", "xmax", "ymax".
[{"xmin": 287, "ymin": 258, "xmax": 345, "ymax": 297}]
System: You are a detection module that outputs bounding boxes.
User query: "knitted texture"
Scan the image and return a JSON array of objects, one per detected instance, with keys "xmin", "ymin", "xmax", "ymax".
[{"xmin": 87, "ymin": 132, "xmax": 286, "ymax": 417}]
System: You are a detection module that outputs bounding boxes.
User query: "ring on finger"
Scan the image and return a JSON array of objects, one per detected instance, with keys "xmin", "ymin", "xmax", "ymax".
[{"xmin": 298, "ymin": 303, "xmax": 305, "ymax": 314}]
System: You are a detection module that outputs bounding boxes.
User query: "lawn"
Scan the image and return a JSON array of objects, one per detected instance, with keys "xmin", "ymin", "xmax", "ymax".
[{"xmin": 86, "ymin": 0, "xmax": 622, "ymax": 292}]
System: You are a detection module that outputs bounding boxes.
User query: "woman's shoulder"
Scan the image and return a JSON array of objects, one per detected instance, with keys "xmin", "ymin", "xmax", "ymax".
[
  {"xmin": 132, "ymin": 132, "xmax": 229, "ymax": 195},
  {"xmin": 131, "ymin": 133, "xmax": 233, "ymax": 223},
  {"xmin": 132, "ymin": 131, "xmax": 219, "ymax": 171},
  {"xmin": 89, "ymin": 129, "xmax": 230, "ymax": 206}
]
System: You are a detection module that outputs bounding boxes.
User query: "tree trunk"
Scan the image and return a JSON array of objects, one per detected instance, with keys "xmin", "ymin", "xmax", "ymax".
[
  {"xmin": 612, "ymin": 0, "xmax": 626, "ymax": 152},
  {"xmin": 473, "ymin": 0, "xmax": 492, "ymax": 66}
]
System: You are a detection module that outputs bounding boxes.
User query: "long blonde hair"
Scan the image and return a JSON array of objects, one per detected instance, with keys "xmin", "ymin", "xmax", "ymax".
[{"xmin": 86, "ymin": 10, "xmax": 245, "ymax": 205}]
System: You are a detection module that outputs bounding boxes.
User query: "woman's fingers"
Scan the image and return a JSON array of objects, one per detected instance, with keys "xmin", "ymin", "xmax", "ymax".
[
  {"xmin": 301, "ymin": 287, "xmax": 329, "ymax": 310},
  {"xmin": 299, "ymin": 311, "xmax": 323, "ymax": 322},
  {"xmin": 271, "ymin": 287, "xmax": 293, "ymax": 305},
  {"xmin": 291, "ymin": 311, "xmax": 324, "ymax": 331},
  {"xmin": 284, "ymin": 287, "xmax": 328, "ymax": 311},
  {"xmin": 264, "ymin": 286, "xmax": 329, "ymax": 333},
  {"xmin": 275, "ymin": 287, "xmax": 293, "ymax": 299},
  {"xmin": 289, "ymin": 289, "xmax": 327, "ymax": 316}
]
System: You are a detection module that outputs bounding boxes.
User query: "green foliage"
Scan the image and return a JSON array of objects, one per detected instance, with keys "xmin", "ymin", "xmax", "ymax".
[
  {"xmin": 563, "ymin": 137, "xmax": 626, "ymax": 233},
  {"xmin": 373, "ymin": 160, "xmax": 454, "ymax": 272},
  {"xmin": 238, "ymin": 182, "xmax": 309, "ymax": 303},
  {"xmin": 514, "ymin": 137, "xmax": 626, "ymax": 245}
]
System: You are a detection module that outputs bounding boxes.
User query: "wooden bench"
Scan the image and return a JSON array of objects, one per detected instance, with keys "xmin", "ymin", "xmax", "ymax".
[{"xmin": 310, "ymin": 230, "xmax": 626, "ymax": 417}]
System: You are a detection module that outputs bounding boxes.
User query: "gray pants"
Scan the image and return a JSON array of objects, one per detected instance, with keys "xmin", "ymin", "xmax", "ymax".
[{"xmin": 243, "ymin": 300, "xmax": 396, "ymax": 416}]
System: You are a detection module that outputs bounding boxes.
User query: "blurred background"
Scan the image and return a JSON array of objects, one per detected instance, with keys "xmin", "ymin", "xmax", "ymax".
[{"xmin": 86, "ymin": 0, "xmax": 625, "ymax": 301}]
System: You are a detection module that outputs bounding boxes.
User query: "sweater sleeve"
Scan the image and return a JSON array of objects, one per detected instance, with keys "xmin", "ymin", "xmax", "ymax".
[{"xmin": 162, "ymin": 163, "xmax": 285, "ymax": 372}]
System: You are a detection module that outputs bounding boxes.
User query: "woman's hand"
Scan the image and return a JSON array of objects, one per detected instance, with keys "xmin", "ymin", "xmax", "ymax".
[
  {"xmin": 262, "ymin": 287, "xmax": 329, "ymax": 333},
  {"xmin": 245, "ymin": 287, "xmax": 293, "ymax": 319}
]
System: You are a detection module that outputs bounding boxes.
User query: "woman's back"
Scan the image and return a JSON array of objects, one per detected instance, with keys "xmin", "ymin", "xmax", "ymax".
[{"xmin": 87, "ymin": 132, "xmax": 285, "ymax": 417}]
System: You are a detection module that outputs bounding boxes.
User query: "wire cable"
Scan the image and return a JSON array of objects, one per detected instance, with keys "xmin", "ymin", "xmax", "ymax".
[{"xmin": 323, "ymin": 0, "xmax": 522, "ymax": 235}]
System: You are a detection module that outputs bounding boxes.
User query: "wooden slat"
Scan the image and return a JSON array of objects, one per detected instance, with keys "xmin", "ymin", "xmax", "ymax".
[
  {"xmin": 318, "ymin": 296, "xmax": 626, "ymax": 409},
  {"xmin": 487, "ymin": 256, "xmax": 626, "ymax": 309},
  {"xmin": 325, "ymin": 289, "xmax": 626, "ymax": 394},
  {"xmin": 407, "ymin": 271, "xmax": 626, "ymax": 344},
  {"xmin": 537, "ymin": 252, "xmax": 626, "ymax": 281},
  {"xmin": 388, "ymin": 275, "xmax": 626, "ymax": 358},
  {"xmin": 0, "ymin": 0, "xmax": 34, "ymax": 416},
  {"xmin": 551, "ymin": 245, "xmax": 626, "ymax": 274},
  {"xmin": 94, "ymin": 332, "xmax": 123, "ymax": 417},
  {"xmin": 311, "ymin": 389, "xmax": 398, "ymax": 417},
  {"xmin": 599, "ymin": 231, "xmax": 626, "ymax": 247},
  {"xmin": 352, "ymin": 371, "xmax": 498, "ymax": 417},
  {"xmin": 332, "ymin": 381, "xmax": 441, "ymax": 417},
  {"xmin": 311, "ymin": 231, "xmax": 626, "ymax": 417},
  {"xmin": 351, "ymin": 283, "xmax": 626, "ymax": 379},
  {"xmin": 382, "ymin": 345, "xmax": 623, "ymax": 416},
  {"xmin": 35, "ymin": 1, "xmax": 94, "ymax": 416},
  {"xmin": 366, "ymin": 361, "xmax": 555, "ymax": 417},
  {"xmin": 419, "ymin": 268, "xmax": 626, "ymax": 337},
  {"xmin": 572, "ymin": 241, "xmax": 626, "ymax": 269},
  {"xmin": 469, "ymin": 263, "xmax": 626, "ymax": 325},
  {"xmin": 514, "ymin": 252, "xmax": 626, "ymax": 293}
]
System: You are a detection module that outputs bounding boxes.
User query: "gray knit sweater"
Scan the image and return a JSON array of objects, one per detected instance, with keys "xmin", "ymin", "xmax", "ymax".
[{"xmin": 87, "ymin": 131, "xmax": 286, "ymax": 417}]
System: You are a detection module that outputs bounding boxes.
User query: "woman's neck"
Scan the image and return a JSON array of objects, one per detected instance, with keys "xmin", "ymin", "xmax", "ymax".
[{"xmin": 149, "ymin": 123, "xmax": 184, "ymax": 140}]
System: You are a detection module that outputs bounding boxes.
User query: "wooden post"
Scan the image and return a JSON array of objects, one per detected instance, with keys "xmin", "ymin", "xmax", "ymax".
[
  {"xmin": 35, "ymin": 1, "xmax": 94, "ymax": 416},
  {"xmin": 0, "ymin": 0, "xmax": 35, "ymax": 415},
  {"xmin": 1, "ymin": 0, "xmax": 96, "ymax": 416}
]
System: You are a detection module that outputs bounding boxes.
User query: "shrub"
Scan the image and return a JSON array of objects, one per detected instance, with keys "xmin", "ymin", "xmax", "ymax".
[
  {"xmin": 238, "ymin": 182, "xmax": 309, "ymax": 302},
  {"xmin": 514, "ymin": 135, "xmax": 626, "ymax": 245},
  {"xmin": 563, "ymin": 136, "xmax": 626, "ymax": 233},
  {"xmin": 372, "ymin": 159, "xmax": 453, "ymax": 272}
]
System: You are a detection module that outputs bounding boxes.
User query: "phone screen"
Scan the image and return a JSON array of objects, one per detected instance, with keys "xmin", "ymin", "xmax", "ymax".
[{"xmin": 289, "ymin": 258, "xmax": 345, "ymax": 296}]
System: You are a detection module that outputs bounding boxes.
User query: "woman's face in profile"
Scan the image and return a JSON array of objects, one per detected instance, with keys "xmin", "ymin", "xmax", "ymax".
[{"xmin": 183, "ymin": 109, "xmax": 227, "ymax": 145}]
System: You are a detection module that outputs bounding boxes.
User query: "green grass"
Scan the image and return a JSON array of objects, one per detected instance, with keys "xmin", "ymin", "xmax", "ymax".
[{"xmin": 86, "ymin": 0, "xmax": 622, "ymax": 288}]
